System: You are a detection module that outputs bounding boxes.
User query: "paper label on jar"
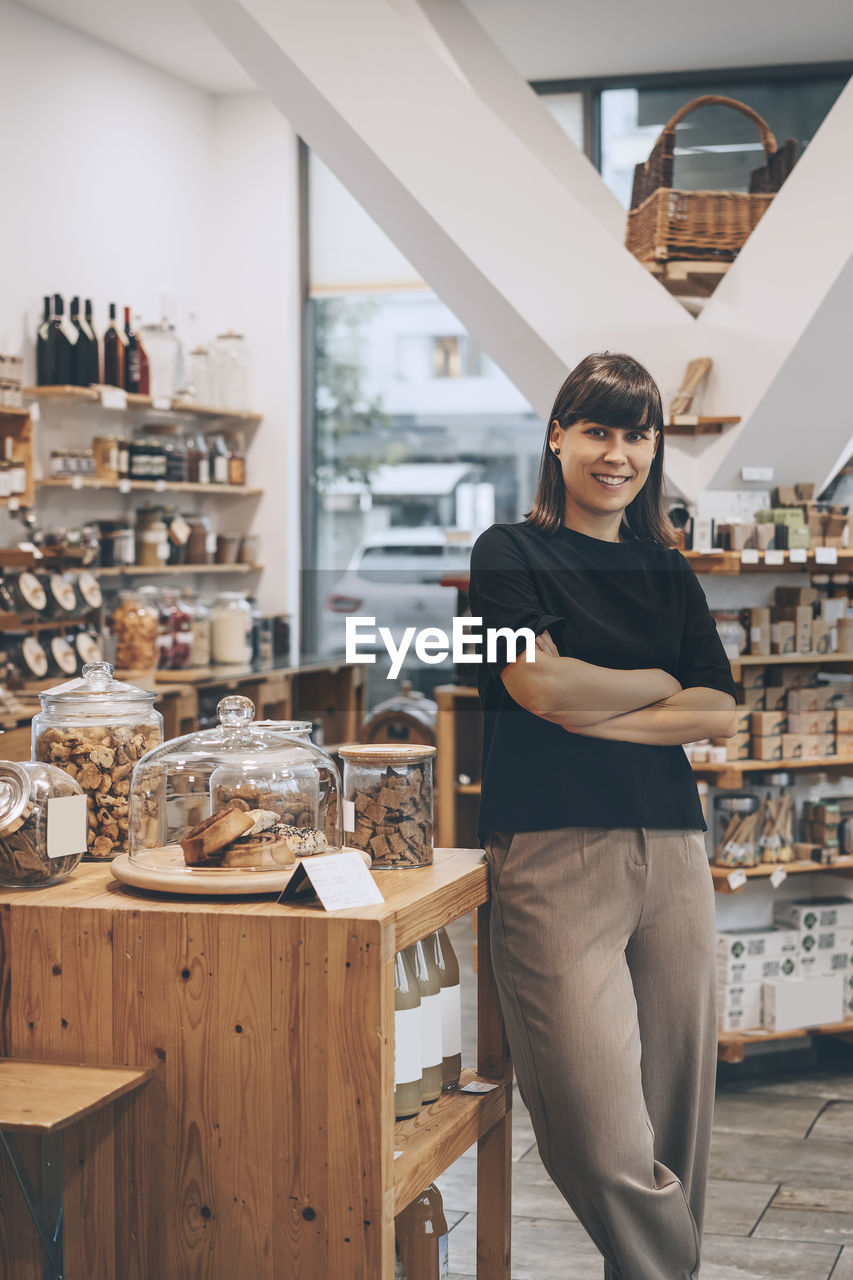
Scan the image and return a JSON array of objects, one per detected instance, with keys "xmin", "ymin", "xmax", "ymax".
[
  {"xmin": 205, "ymin": 531, "xmax": 217, "ymax": 555},
  {"xmin": 420, "ymin": 991, "xmax": 442, "ymax": 1070},
  {"xmin": 343, "ymin": 798, "xmax": 355, "ymax": 833},
  {"xmin": 394, "ymin": 1006, "xmax": 422, "ymax": 1088},
  {"xmin": 169, "ymin": 515, "xmax": 191, "ymax": 545},
  {"xmin": 47, "ymin": 794, "xmax": 88, "ymax": 859},
  {"xmin": 100, "ymin": 387, "xmax": 127, "ymax": 411},
  {"xmin": 441, "ymin": 983, "xmax": 462, "ymax": 1057}
]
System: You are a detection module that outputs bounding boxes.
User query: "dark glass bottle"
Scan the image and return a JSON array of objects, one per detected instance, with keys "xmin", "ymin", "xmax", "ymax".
[
  {"xmin": 47, "ymin": 294, "xmax": 76, "ymax": 386},
  {"xmin": 103, "ymin": 304, "xmax": 125, "ymax": 389},
  {"xmin": 84, "ymin": 300, "xmax": 101, "ymax": 383},
  {"xmin": 70, "ymin": 296, "xmax": 98, "ymax": 388},
  {"xmin": 36, "ymin": 296, "xmax": 51, "ymax": 386},
  {"xmin": 124, "ymin": 307, "xmax": 141, "ymax": 393}
]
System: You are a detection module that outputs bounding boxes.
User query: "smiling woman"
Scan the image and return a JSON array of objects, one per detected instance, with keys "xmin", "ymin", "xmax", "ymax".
[{"xmin": 467, "ymin": 350, "xmax": 737, "ymax": 1280}]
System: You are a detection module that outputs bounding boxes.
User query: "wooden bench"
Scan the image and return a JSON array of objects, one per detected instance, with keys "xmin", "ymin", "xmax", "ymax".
[{"xmin": 0, "ymin": 1060, "xmax": 152, "ymax": 1279}]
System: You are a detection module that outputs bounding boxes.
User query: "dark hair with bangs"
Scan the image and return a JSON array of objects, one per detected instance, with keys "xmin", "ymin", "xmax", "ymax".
[{"xmin": 527, "ymin": 351, "xmax": 675, "ymax": 545}]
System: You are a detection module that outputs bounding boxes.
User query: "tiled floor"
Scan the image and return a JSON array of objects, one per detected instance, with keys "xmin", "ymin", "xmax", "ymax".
[{"xmin": 440, "ymin": 914, "xmax": 853, "ymax": 1280}]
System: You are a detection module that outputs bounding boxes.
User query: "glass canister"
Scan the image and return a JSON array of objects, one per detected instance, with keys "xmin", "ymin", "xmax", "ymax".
[
  {"xmin": 136, "ymin": 507, "xmax": 170, "ymax": 568},
  {"xmin": 32, "ymin": 662, "xmax": 163, "ymax": 860},
  {"xmin": 110, "ymin": 588, "xmax": 159, "ymax": 673},
  {"xmin": 713, "ymin": 792, "xmax": 761, "ymax": 868},
  {"xmin": 189, "ymin": 597, "xmax": 211, "ymax": 667},
  {"xmin": 158, "ymin": 588, "xmax": 193, "ymax": 670},
  {"xmin": 186, "ymin": 514, "xmax": 216, "ymax": 565},
  {"xmin": 714, "ymin": 611, "xmax": 748, "ymax": 662},
  {"xmin": 213, "ymin": 331, "xmax": 251, "ymax": 411},
  {"xmin": 129, "ymin": 696, "xmax": 336, "ymax": 872},
  {"xmin": 0, "ymin": 761, "xmax": 88, "ymax": 888},
  {"xmin": 339, "ymin": 744, "xmax": 436, "ymax": 868},
  {"xmin": 210, "ymin": 592, "xmax": 252, "ymax": 664}
]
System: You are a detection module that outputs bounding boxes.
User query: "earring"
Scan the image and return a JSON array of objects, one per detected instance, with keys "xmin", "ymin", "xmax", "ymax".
[{"xmin": 553, "ymin": 447, "xmax": 560, "ymax": 456}]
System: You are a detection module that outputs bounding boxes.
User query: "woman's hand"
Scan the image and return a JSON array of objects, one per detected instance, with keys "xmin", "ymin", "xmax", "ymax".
[{"xmin": 535, "ymin": 629, "xmax": 560, "ymax": 658}]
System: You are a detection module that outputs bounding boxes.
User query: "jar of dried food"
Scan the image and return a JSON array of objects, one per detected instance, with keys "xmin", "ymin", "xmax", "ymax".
[
  {"xmin": 713, "ymin": 793, "xmax": 761, "ymax": 868},
  {"xmin": 158, "ymin": 588, "xmax": 193, "ymax": 670},
  {"xmin": 110, "ymin": 588, "xmax": 159, "ymax": 673},
  {"xmin": 0, "ymin": 761, "xmax": 88, "ymax": 888},
  {"xmin": 32, "ymin": 661, "xmax": 163, "ymax": 860},
  {"xmin": 189, "ymin": 598, "xmax": 211, "ymax": 667},
  {"xmin": 92, "ymin": 435, "xmax": 119, "ymax": 482},
  {"xmin": 210, "ymin": 592, "xmax": 252, "ymax": 664},
  {"xmin": 136, "ymin": 507, "xmax": 169, "ymax": 568},
  {"xmin": 186, "ymin": 515, "xmax": 216, "ymax": 565},
  {"xmin": 339, "ymin": 744, "xmax": 436, "ymax": 868}
]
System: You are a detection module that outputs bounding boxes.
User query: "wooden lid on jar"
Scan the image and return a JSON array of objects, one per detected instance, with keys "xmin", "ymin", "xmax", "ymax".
[{"xmin": 338, "ymin": 743, "xmax": 436, "ymax": 764}]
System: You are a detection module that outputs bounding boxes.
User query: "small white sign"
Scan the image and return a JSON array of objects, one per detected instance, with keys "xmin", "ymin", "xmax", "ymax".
[
  {"xmin": 727, "ymin": 869, "xmax": 748, "ymax": 891},
  {"xmin": 816, "ymin": 546, "xmax": 839, "ymax": 565},
  {"xmin": 152, "ymin": 396, "xmax": 171, "ymax": 411},
  {"xmin": 47, "ymin": 794, "xmax": 88, "ymax": 859},
  {"xmin": 789, "ymin": 548, "xmax": 808, "ymax": 564},
  {"xmin": 8, "ymin": 498, "xmax": 19, "ymax": 513},
  {"xmin": 764, "ymin": 549, "xmax": 786, "ymax": 566},
  {"xmin": 460, "ymin": 1079, "xmax": 498, "ymax": 1095},
  {"xmin": 281, "ymin": 851, "xmax": 384, "ymax": 911},
  {"xmin": 740, "ymin": 549, "xmax": 760, "ymax": 565},
  {"xmin": 28, "ymin": 402, "xmax": 40, "ymax": 423},
  {"xmin": 71, "ymin": 475, "xmax": 84, "ymax": 490},
  {"xmin": 769, "ymin": 867, "xmax": 788, "ymax": 889},
  {"xmin": 100, "ymin": 387, "xmax": 127, "ymax": 411},
  {"xmin": 342, "ymin": 799, "xmax": 355, "ymax": 833},
  {"xmin": 741, "ymin": 467, "xmax": 774, "ymax": 482},
  {"xmin": 154, "ymin": 479, "xmax": 166, "ymax": 493},
  {"xmin": 119, "ymin": 478, "xmax": 132, "ymax": 494}
]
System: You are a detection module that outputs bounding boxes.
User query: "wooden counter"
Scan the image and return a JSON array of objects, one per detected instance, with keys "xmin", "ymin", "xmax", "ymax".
[{"xmin": 0, "ymin": 849, "xmax": 510, "ymax": 1279}]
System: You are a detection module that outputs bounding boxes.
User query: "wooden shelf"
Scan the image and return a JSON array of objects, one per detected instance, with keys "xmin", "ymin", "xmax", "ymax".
[
  {"xmin": 0, "ymin": 406, "xmax": 29, "ymax": 420},
  {"xmin": 644, "ymin": 258, "xmax": 730, "ymax": 298},
  {"xmin": 0, "ymin": 613, "xmax": 95, "ymax": 633},
  {"xmin": 96, "ymin": 562, "xmax": 263, "ymax": 577},
  {"xmin": 666, "ymin": 415, "xmax": 741, "ymax": 435},
  {"xmin": 38, "ymin": 477, "xmax": 262, "ymax": 497},
  {"xmin": 685, "ymin": 549, "xmax": 853, "ymax": 574},
  {"xmin": 711, "ymin": 856, "xmax": 853, "ymax": 893},
  {"xmin": 456, "ymin": 782, "xmax": 482, "ymax": 795},
  {"xmin": 394, "ymin": 1069, "xmax": 508, "ymax": 1213},
  {"xmin": 718, "ymin": 1016, "xmax": 853, "ymax": 1064},
  {"xmin": 730, "ymin": 652, "xmax": 853, "ymax": 680},
  {"xmin": 24, "ymin": 385, "xmax": 262, "ymax": 425}
]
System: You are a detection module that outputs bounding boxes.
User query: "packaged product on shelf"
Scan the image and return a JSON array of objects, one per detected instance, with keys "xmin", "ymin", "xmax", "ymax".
[
  {"xmin": 39, "ymin": 572, "xmax": 79, "ymax": 618},
  {"xmin": 186, "ymin": 433, "xmax": 210, "ymax": 485},
  {"xmin": 748, "ymin": 607, "xmax": 771, "ymax": 656},
  {"xmin": 158, "ymin": 589, "xmax": 193, "ymax": 670},
  {"xmin": 92, "ymin": 435, "xmax": 119, "ymax": 482},
  {"xmin": 32, "ymin": 662, "xmax": 163, "ymax": 860},
  {"xmin": 45, "ymin": 635, "xmax": 79, "ymax": 678},
  {"xmin": 717, "ymin": 949, "xmax": 798, "ymax": 986},
  {"xmin": 394, "ymin": 948, "xmax": 423, "ymax": 1120},
  {"xmin": 733, "ymin": 705, "xmax": 751, "ymax": 734},
  {"xmin": 136, "ymin": 507, "xmax": 170, "ymax": 567},
  {"xmin": 751, "ymin": 736, "xmax": 783, "ymax": 761},
  {"xmin": 110, "ymin": 588, "xmax": 159, "ymax": 673},
  {"xmin": 757, "ymin": 793, "xmax": 794, "ymax": 863},
  {"xmin": 227, "ymin": 433, "xmax": 246, "ymax": 485},
  {"xmin": 763, "ymin": 973, "xmax": 843, "ymax": 1032},
  {"xmin": 812, "ymin": 619, "xmax": 833, "ymax": 654},
  {"xmin": 186, "ymin": 514, "xmax": 216, "ymax": 565},
  {"xmin": 406, "ymin": 939, "xmax": 443, "ymax": 1104},
  {"xmin": 340, "ymin": 744, "xmax": 436, "ymax": 868},
  {"xmin": 2, "ymin": 571, "xmax": 47, "ymax": 614},
  {"xmin": 70, "ymin": 629, "xmax": 103, "ymax": 669},
  {"xmin": 773, "ymin": 896, "xmax": 853, "ymax": 932},
  {"xmin": 716, "ymin": 925, "xmax": 800, "ymax": 962},
  {"xmin": 210, "ymin": 592, "xmax": 253, "ymax": 664},
  {"xmin": 431, "ymin": 927, "xmax": 462, "ymax": 1091},
  {"xmin": 717, "ymin": 981, "xmax": 763, "ymax": 1033},
  {"xmin": 751, "ymin": 710, "xmax": 785, "ymax": 737},
  {"xmin": 215, "ymin": 533, "xmax": 241, "ymax": 565},
  {"xmin": 188, "ymin": 597, "xmax": 211, "ymax": 667},
  {"xmin": 73, "ymin": 570, "xmax": 103, "ymax": 614},
  {"xmin": 396, "ymin": 1185, "xmax": 449, "ymax": 1280},
  {"xmin": 8, "ymin": 636, "xmax": 49, "ymax": 681},
  {"xmin": 97, "ymin": 520, "xmax": 135, "ymax": 568},
  {"xmin": 724, "ymin": 732, "xmax": 751, "ymax": 761},
  {"xmin": 788, "ymin": 710, "xmax": 835, "ymax": 736},
  {"xmin": 742, "ymin": 688, "xmax": 766, "ymax": 712},
  {"xmin": 714, "ymin": 795, "xmax": 761, "ymax": 867},
  {"xmin": 770, "ymin": 621, "xmax": 796, "ymax": 654},
  {"xmin": 0, "ymin": 760, "xmax": 87, "ymax": 888}
]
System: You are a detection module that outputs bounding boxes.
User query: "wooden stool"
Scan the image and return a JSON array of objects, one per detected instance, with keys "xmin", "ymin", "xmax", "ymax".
[{"xmin": 0, "ymin": 1059, "xmax": 152, "ymax": 1279}]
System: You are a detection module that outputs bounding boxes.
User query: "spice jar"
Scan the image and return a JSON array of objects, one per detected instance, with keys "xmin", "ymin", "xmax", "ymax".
[
  {"xmin": 0, "ymin": 761, "xmax": 88, "ymax": 888},
  {"xmin": 186, "ymin": 515, "xmax": 216, "ymax": 565},
  {"xmin": 110, "ymin": 588, "xmax": 159, "ymax": 673},
  {"xmin": 158, "ymin": 588, "xmax": 193, "ymax": 670},
  {"xmin": 215, "ymin": 533, "xmax": 241, "ymax": 565},
  {"xmin": 92, "ymin": 435, "xmax": 119, "ymax": 482},
  {"xmin": 136, "ymin": 507, "xmax": 169, "ymax": 568},
  {"xmin": 210, "ymin": 592, "xmax": 252, "ymax": 664},
  {"xmin": 186, "ymin": 433, "xmax": 210, "ymax": 485},
  {"xmin": 189, "ymin": 598, "xmax": 211, "ymax": 667},
  {"xmin": 32, "ymin": 662, "xmax": 163, "ymax": 860},
  {"xmin": 339, "ymin": 744, "xmax": 436, "ymax": 868}
]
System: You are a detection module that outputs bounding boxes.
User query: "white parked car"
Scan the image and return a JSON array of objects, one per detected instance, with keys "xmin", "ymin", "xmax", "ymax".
[{"xmin": 318, "ymin": 527, "xmax": 473, "ymax": 663}]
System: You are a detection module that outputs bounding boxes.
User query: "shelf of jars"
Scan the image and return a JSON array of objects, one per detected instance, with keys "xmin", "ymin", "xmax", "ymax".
[
  {"xmin": 37, "ymin": 477, "xmax": 263, "ymax": 497},
  {"xmin": 95, "ymin": 562, "xmax": 263, "ymax": 577},
  {"xmin": 685, "ymin": 549, "xmax": 853, "ymax": 573},
  {"xmin": 23, "ymin": 384, "xmax": 262, "ymax": 426},
  {"xmin": 711, "ymin": 856, "xmax": 853, "ymax": 893}
]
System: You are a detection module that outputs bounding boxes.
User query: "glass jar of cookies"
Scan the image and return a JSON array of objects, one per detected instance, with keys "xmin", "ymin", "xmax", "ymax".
[
  {"xmin": 338, "ymin": 744, "xmax": 436, "ymax": 868},
  {"xmin": 32, "ymin": 662, "xmax": 163, "ymax": 861},
  {"xmin": 0, "ymin": 760, "xmax": 88, "ymax": 888},
  {"xmin": 110, "ymin": 588, "xmax": 159, "ymax": 674},
  {"xmin": 128, "ymin": 696, "xmax": 339, "ymax": 876}
]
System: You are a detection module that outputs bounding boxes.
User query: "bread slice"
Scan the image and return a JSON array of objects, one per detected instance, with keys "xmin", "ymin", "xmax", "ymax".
[
  {"xmin": 221, "ymin": 827, "xmax": 295, "ymax": 868},
  {"xmin": 181, "ymin": 805, "xmax": 255, "ymax": 865}
]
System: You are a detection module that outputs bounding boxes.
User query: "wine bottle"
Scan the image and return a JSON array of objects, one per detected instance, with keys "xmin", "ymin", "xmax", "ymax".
[
  {"xmin": 36, "ymin": 296, "xmax": 51, "ymax": 385},
  {"xmin": 394, "ymin": 950, "xmax": 423, "ymax": 1120},
  {"xmin": 103, "ymin": 304, "xmax": 126, "ymax": 388},
  {"xmin": 406, "ymin": 940, "xmax": 442, "ymax": 1104},
  {"xmin": 70, "ymin": 296, "xmax": 98, "ymax": 388},
  {"xmin": 124, "ymin": 307, "xmax": 141, "ymax": 393},
  {"xmin": 134, "ymin": 314, "xmax": 150, "ymax": 395},
  {"xmin": 395, "ymin": 1185, "xmax": 450, "ymax": 1280},
  {"xmin": 48, "ymin": 294, "xmax": 77, "ymax": 386},
  {"xmin": 431, "ymin": 929, "xmax": 462, "ymax": 1091},
  {"xmin": 84, "ymin": 300, "xmax": 101, "ymax": 383}
]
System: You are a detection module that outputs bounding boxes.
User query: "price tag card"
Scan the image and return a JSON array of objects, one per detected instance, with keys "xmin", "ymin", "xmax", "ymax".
[
  {"xmin": 119, "ymin": 478, "xmax": 132, "ymax": 494},
  {"xmin": 769, "ymin": 867, "xmax": 788, "ymax": 889},
  {"xmin": 152, "ymin": 396, "xmax": 171, "ymax": 411},
  {"xmin": 154, "ymin": 479, "xmax": 166, "ymax": 493},
  {"xmin": 8, "ymin": 498, "xmax": 19, "ymax": 513},
  {"xmin": 280, "ymin": 851, "xmax": 384, "ymax": 911},
  {"xmin": 727, "ymin": 869, "xmax": 748, "ymax": 891},
  {"xmin": 18, "ymin": 540, "xmax": 43, "ymax": 560},
  {"xmin": 99, "ymin": 387, "xmax": 127, "ymax": 411},
  {"xmin": 740, "ymin": 549, "xmax": 760, "ymax": 565},
  {"xmin": 459, "ymin": 1078, "xmax": 499, "ymax": 1095},
  {"xmin": 764, "ymin": 549, "xmax": 786, "ymax": 566},
  {"xmin": 28, "ymin": 402, "xmax": 40, "ymax": 423},
  {"xmin": 816, "ymin": 546, "xmax": 839, "ymax": 565},
  {"xmin": 47, "ymin": 794, "xmax": 88, "ymax": 859},
  {"xmin": 789, "ymin": 548, "xmax": 808, "ymax": 564},
  {"xmin": 71, "ymin": 475, "xmax": 84, "ymax": 490},
  {"xmin": 169, "ymin": 515, "xmax": 191, "ymax": 545}
]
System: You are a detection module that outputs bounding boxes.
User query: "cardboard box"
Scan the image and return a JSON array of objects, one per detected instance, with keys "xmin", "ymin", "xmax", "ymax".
[
  {"xmin": 764, "ymin": 685, "xmax": 789, "ymax": 711},
  {"xmin": 781, "ymin": 733, "xmax": 821, "ymax": 759},
  {"xmin": 725, "ymin": 733, "xmax": 751, "ymax": 761},
  {"xmin": 751, "ymin": 735, "xmax": 783, "ymax": 760},
  {"xmin": 755, "ymin": 523, "xmax": 776, "ymax": 551},
  {"xmin": 817, "ymin": 733, "xmax": 837, "ymax": 757},
  {"xmin": 800, "ymin": 926, "xmax": 853, "ymax": 956},
  {"xmin": 717, "ymin": 925, "xmax": 800, "ymax": 962},
  {"xmin": 812, "ymin": 619, "xmax": 833, "ymax": 654},
  {"xmin": 821, "ymin": 598, "xmax": 848, "ymax": 626},
  {"xmin": 749, "ymin": 608, "xmax": 771, "ymax": 656},
  {"xmin": 718, "ymin": 982, "xmax": 763, "ymax": 1032},
  {"xmin": 741, "ymin": 666, "xmax": 766, "ymax": 690},
  {"xmin": 717, "ymin": 953, "xmax": 799, "ymax": 985},
  {"xmin": 796, "ymin": 482, "xmax": 816, "ymax": 502},
  {"xmin": 837, "ymin": 618, "xmax": 853, "ymax": 652},
  {"xmin": 774, "ymin": 897, "xmax": 853, "ymax": 932},
  {"xmin": 751, "ymin": 710, "xmax": 786, "ymax": 736},
  {"xmin": 770, "ymin": 621, "xmax": 796, "ymax": 654},
  {"xmin": 775, "ymin": 586, "xmax": 819, "ymax": 608},
  {"xmin": 838, "ymin": 733, "xmax": 853, "ymax": 757},
  {"xmin": 733, "ymin": 705, "xmax": 752, "ymax": 735},
  {"xmin": 804, "ymin": 803, "xmax": 841, "ymax": 826},
  {"xmin": 770, "ymin": 664, "xmax": 814, "ymax": 689},
  {"xmin": 787, "ymin": 686, "xmax": 835, "ymax": 712},
  {"xmin": 788, "ymin": 711, "xmax": 836, "ymax": 736},
  {"xmin": 743, "ymin": 688, "xmax": 767, "ymax": 712},
  {"xmin": 774, "ymin": 486, "xmax": 799, "ymax": 507},
  {"xmin": 762, "ymin": 974, "xmax": 843, "ymax": 1032},
  {"xmin": 720, "ymin": 1006, "xmax": 765, "ymax": 1034},
  {"xmin": 801, "ymin": 953, "xmax": 851, "ymax": 977},
  {"xmin": 836, "ymin": 707, "xmax": 853, "ymax": 735}
]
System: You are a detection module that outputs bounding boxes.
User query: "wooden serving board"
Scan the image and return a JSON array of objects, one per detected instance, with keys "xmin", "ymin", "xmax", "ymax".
[{"xmin": 110, "ymin": 847, "xmax": 298, "ymax": 896}]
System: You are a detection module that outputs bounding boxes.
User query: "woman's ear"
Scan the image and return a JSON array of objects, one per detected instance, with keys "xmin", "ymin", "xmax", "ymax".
[
  {"xmin": 652, "ymin": 429, "xmax": 661, "ymax": 457},
  {"xmin": 549, "ymin": 419, "xmax": 562, "ymax": 451}
]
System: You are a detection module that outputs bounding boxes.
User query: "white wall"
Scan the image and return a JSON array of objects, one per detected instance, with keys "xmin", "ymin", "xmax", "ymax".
[{"xmin": 0, "ymin": 1, "xmax": 300, "ymax": 620}]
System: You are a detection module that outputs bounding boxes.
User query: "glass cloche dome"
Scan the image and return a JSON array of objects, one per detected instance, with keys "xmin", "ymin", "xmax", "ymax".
[{"xmin": 128, "ymin": 696, "xmax": 342, "ymax": 874}]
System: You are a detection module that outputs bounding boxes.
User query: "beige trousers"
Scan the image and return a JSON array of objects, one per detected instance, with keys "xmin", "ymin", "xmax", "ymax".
[{"xmin": 483, "ymin": 826, "xmax": 717, "ymax": 1280}]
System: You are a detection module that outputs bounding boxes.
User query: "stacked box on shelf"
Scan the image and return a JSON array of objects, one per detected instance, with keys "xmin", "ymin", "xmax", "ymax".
[
  {"xmin": 772, "ymin": 898, "xmax": 853, "ymax": 1019},
  {"xmin": 716, "ymin": 926, "xmax": 799, "ymax": 1032}
]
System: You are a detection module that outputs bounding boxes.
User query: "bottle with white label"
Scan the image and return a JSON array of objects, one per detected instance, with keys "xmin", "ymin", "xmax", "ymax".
[
  {"xmin": 406, "ymin": 940, "xmax": 442, "ymax": 1104},
  {"xmin": 394, "ymin": 949, "xmax": 423, "ymax": 1120},
  {"xmin": 431, "ymin": 928, "xmax": 462, "ymax": 1091},
  {"xmin": 395, "ymin": 1184, "xmax": 450, "ymax": 1280}
]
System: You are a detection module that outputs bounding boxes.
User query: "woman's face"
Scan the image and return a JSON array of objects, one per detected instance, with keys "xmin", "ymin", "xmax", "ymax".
[{"xmin": 550, "ymin": 418, "xmax": 659, "ymax": 516}]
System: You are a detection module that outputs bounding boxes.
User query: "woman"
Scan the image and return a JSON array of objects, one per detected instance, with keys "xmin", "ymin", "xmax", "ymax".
[{"xmin": 468, "ymin": 352, "xmax": 736, "ymax": 1280}]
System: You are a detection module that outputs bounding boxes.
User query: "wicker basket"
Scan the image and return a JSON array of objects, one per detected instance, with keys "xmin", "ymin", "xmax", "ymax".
[{"xmin": 625, "ymin": 95, "xmax": 797, "ymax": 264}]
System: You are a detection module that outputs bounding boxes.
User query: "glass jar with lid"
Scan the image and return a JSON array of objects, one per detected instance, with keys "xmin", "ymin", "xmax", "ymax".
[
  {"xmin": 212, "ymin": 331, "xmax": 251, "ymax": 411},
  {"xmin": 713, "ymin": 611, "xmax": 748, "ymax": 662},
  {"xmin": 338, "ymin": 744, "xmax": 436, "ymax": 868},
  {"xmin": 0, "ymin": 761, "xmax": 88, "ymax": 888},
  {"xmin": 128, "ymin": 696, "xmax": 338, "ymax": 875},
  {"xmin": 188, "ymin": 596, "xmax": 211, "ymax": 667},
  {"xmin": 186, "ymin": 514, "xmax": 216, "ymax": 564},
  {"xmin": 32, "ymin": 662, "xmax": 163, "ymax": 861},
  {"xmin": 158, "ymin": 588, "xmax": 193, "ymax": 670},
  {"xmin": 713, "ymin": 792, "xmax": 761, "ymax": 868},
  {"xmin": 110, "ymin": 588, "xmax": 159, "ymax": 673},
  {"xmin": 136, "ymin": 506, "xmax": 170, "ymax": 568},
  {"xmin": 210, "ymin": 592, "xmax": 252, "ymax": 664}
]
